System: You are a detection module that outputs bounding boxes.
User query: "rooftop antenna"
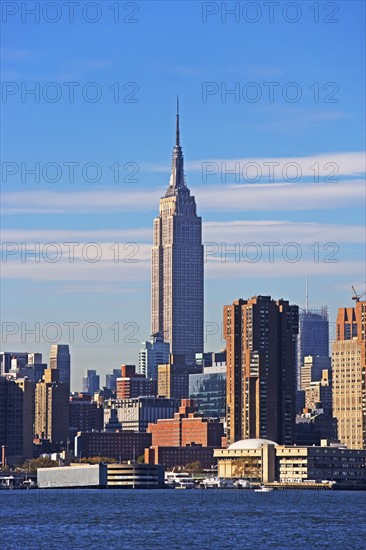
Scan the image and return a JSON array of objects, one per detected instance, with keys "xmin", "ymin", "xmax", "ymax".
[
  {"xmin": 305, "ymin": 268, "xmax": 309, "ymax": 313},
  {"xmin": 175, "ymin": 95, "xmax": 180, "ymax": 147}
]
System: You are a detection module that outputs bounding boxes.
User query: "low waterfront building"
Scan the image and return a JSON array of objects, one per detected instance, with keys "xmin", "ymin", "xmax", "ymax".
[
  {"xmin": 107, "ymin": 462, "xmax": 164, "ymax": 488},
  {"xmin": 37, "ymin": 464, "xmax": 107, "ymax": 489},
  {"xmin": 214, "ymin": 439, "xmax": 366, "ymax": 484},
  {"xmin": 276, "ymin": 443, "xmax": 366, "ymax": 484},
  {"xmin": 215, "ymin": 439, "xmax": 277, "ymax": 482},
  {"xmin": 74, "ymin": 431, "xmax": 152, "ymax": 461}
]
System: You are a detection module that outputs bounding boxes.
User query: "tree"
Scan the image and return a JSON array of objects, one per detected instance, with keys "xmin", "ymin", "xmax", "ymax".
[
  {"xmin": 136, "ymin": 454, "xmax": 145, "ymax": 464},
  {"xmin": 74, "ymin": 456, "xmax": 117, "ymax": 464},
  {"xmin": 184, "ymin": 461, "xmax": 203, "ymax": 474},
  {"xmin": 17, "ymin": 457, "xmax": 58, "ymax": 474}
]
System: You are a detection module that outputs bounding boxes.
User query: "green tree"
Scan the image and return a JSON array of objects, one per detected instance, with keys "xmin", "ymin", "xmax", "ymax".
[
  {"xmin": 17, "ymin": 457, "xmax": 58, "ymax": 474},
  {"xmin": 184, "ymin": 461, "xmax": 203, "ymax": 474}
]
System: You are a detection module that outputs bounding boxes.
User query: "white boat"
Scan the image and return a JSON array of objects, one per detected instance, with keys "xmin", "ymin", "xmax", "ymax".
[
  {"xmin": 254, "ymin": 485, "xmax": 273, "ymax": 492},
  {"xmin": 234, "ymin": 479, "xmax": 251, "ymax": 489},
  {"xmin": 202, "ymin": 476, "xmax": 235, "ymax": 489},
  {"xmin": 165, "ymin": 471, "xmax": 195, "ymax": 489}
]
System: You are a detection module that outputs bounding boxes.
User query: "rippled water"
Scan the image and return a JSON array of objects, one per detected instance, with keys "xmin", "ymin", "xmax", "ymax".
[{"xmin": 1, "ymin": 489, "xmax": 365, "ymax": 549}]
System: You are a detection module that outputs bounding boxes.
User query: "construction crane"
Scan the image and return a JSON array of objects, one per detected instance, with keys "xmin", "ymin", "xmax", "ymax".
[{"xmin": 352, "ymin": 284, "xmax": 366, "ymax": 302}]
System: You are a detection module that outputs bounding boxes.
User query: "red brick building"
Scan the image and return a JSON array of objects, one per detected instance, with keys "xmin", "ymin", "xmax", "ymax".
[
  {"xmin": 147, "ymin": 399, "xmax": 224, "ymax": 447},
  {"xmin": 116, "ymin": 365, "xmax": 157, "ymax": 399},
  {"xmin": 145, "ymin": 399, "xmax": 224, "ymax": 468}
]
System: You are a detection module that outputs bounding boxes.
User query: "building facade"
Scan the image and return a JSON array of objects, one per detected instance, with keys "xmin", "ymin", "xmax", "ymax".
[
  {"xmin": 138, "ymin": 335, "xmax": 170, "ymax": 379},
  {"xmin": 69, "ymin": 393, "xmax": 103, "ymax": 438},
  {"xmin": 297, "ymin": 308, "xmax": 329, "ymax": 390},
  {"xmin": 332, "ymin": 301, "xmax": 366, "ymax": 450},
  {"xmin": 145, "ymin": 446, "xmax": 216, "ymax": 470},
  {"xmin": 82, "ymin": 369, "xmax": 100, "ymax": 395},
  {"xmin": 151, "ymin": 106, "xmax": 203, "ymax": 363},
  {"xmin": 75, "ymin": 431, "xmax": 152, "ymax": 461},
  {"xmin": 107, "ymin": 462, "xmax": 165, "ymax": 488},
  {"xmin": 214, "ymin": 439, "xmax": 366, "ymax": 484},
  {"xmin": 224, "ymin": 296, "xmax": 299, "ymax": 445},
  {"xmin": 0, "ymin": 377, "xmax": 34, "ymax": 465},
  {"xmin": 49, "ymin": 344, "xmax": 71, "ymax": 387},
  {"xmin": 105, "ymin": 368, "xmax": 122, "ymax": 393},
  {"xmin": 116, "ymin": 365, "xmax": 157, "ymax": 399},
  {"xmin": 103, "ymin": 396, "xmax": 179, "ymax": 432},
  {"xmin": 34, "ymin": 369, "xmax": 69, "ymax": 444},
  {"xmin": 157, "ymin": 354, "xmax": 200, "ymax": 400},
  {"xmin": 189, "ymin": 365, "xmax": 226, "ymax": 418},
  {"xmin": 147, "ymin": 399, "xmax": 224, "ymax": 448}
]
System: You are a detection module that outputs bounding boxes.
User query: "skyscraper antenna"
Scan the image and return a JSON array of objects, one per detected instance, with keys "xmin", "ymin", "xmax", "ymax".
[
  {"xmin": 176, "ymin": 95, "xmax": 180, "ymax": 147},
  {"xmin": 305, "ymin": 268, "xmax": 309, "ymax": 313}
]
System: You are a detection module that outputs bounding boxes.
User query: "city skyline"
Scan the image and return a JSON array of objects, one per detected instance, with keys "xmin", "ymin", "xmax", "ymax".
[{"xmin": 1, "ymin": 1, "xmax": 365, "ymax": 390}]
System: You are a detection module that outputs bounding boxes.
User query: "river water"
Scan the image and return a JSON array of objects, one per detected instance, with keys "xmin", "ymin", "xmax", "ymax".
[{"xmin": 1, "ymin": 489, "xmax": 365, "ymax": 549}]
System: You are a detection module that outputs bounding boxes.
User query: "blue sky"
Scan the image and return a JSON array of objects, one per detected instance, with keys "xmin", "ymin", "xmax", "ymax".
[{"xmin": 1, "ymin": 0, "xmax": 365, "ymax": 390}]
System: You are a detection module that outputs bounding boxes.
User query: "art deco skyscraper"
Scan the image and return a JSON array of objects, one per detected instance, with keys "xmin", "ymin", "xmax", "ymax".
[{"xmin": 152, "ymin": 104, "xmax": 203, "ymax": 363}]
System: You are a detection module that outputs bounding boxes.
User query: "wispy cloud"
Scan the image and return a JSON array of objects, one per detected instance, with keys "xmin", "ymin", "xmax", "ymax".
[
  {"xmin": 1, "ymin": 48, "xmax": 35, "ymax": 61},
  {"xmin": 2, "ymin": 221, "xmax": 363, "ymax": 246},
  {"xmin": 146, "ymin": 151, "xmax": 366, "ymax": 177},
  {"xmin": 2, "ymin": 179, "xmax": 364, "ymax": 215}
]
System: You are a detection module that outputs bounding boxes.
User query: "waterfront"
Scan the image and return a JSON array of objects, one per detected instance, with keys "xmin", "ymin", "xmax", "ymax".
[{"xmin": 1, "ymin": 490, "xmax": 365, "ymax": 549}]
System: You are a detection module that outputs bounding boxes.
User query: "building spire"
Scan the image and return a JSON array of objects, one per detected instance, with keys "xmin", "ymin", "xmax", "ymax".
[
  {"xmin": 305, "ymin": 268, "xmax": 309, "ymax": 313},
  {"xmin": 165, "ymin": 98, "xmax": 187, "ymax": 196},
  {"xmin": 176, "ymin": 95, "xmax": 180, "ymax": 147}
]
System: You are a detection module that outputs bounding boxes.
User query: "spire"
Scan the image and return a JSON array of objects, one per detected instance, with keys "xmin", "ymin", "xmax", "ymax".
[
  {"xmin": 165, "ymin": 98, "xmax": 187, "ymax": 196},
  {"xmin": 176, "ymin": 96, "xmax": 180, "ymax": 147},
  {"xmin": 305, "ymin": 268, "xmax": 309, "ymax": 313}
]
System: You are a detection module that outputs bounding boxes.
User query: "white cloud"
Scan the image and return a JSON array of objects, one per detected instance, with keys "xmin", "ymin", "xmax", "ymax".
[
  {"xmin": 1, "ymin": 179, "xmax": 364, "ymax": 214},
  {"xmin": 146, "ymin": 151, "xmax": 366, "ymax": 178},
  {"xmin": 203, "ymin": 220, "xmax": 365, "ymax": 243}
]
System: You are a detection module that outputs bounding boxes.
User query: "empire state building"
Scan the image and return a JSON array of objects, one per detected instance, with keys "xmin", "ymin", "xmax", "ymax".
[{"xmin": 151, "ymin": 104, "xmax": 204, "ymax": 363}]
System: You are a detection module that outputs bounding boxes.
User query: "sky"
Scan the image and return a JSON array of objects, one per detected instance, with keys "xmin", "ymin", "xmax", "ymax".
[{"xmin": 1, "ymin": 0, "xmax": 365, "ymax": 391}]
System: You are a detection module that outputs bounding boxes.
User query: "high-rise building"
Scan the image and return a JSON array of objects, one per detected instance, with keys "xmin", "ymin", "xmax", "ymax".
[
  {"xmin": 138, "ymin": 335, "xmax": 170, "ymax": 379},
  {"xmin": 297, "ymin": 307, "xmax": 329, "ymax": 389},
  {"xmin": 304, "ymin": 369, "xmax": 332, "ymax": 415},
  {"xmin": 82, "ymin": 369, "xmax": 100, "ymax": 395},
  {"xmin": 189, "ymin": 365, "xmax": 226, "ymax": 419},
  {"xmin": 0, "ymin": 377, "xmax": 35, "ymax": 465},
  {"xmin": 105, "ymin": 368, "xmax": 121, "ymax": 393},
  {"xmin": 0, "ymin": 352, "xmax": 28, "ymax": 375},
  {"xmin": 34, "ymin": 368, "xmax": 69, "ymax": 444},
  {"xmin": 151, "ymin": 104, "xmax": 204, "ymax": 363},
  {"xmin": 224, "ymin": 296, "xmax": 299, "ymax": 445},
  {"xmin": 332, "ymin": 301, "xmax": 366, "ymax": 449},
  {"xmin": 157, "ymin": 354, "xmax": 200, "ymax": 400},
  {"xmin": 300, "ymin": 355, "xmax": 331, "ymax": 391},
  {"xmin": 69, "ymin": 393, "xmax": 103, "ymax": 439},
  {"xmin": 116, "ymin": 365, "xmax": 157, "ymax": 399},
  {"xmin": 103, "ymin": 396, "xmax": 179, "ymax": 432},
  {"xmin": 49, "ymin": 344, "xmax": 70, "ymax": 387}
]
